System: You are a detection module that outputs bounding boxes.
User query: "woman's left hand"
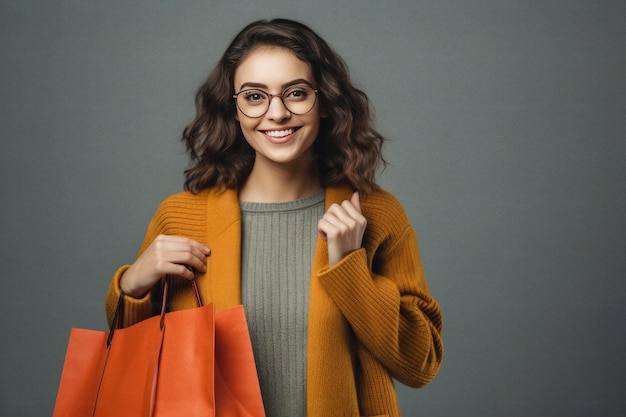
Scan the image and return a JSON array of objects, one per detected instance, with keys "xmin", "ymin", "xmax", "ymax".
[{"xmin": 318, "ymin": 191, "xmax": 367, "ymax": 267}]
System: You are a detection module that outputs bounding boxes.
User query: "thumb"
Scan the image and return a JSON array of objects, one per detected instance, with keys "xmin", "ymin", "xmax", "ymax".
[{"xmin": 351, "ymin": 191, "xmax": 361, "ymax": 212}]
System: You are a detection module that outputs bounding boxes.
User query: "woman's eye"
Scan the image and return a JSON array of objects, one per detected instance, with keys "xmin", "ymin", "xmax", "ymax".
[
  {"xmin": 243, "ymin": 91, "xmax": 266, "ymax": 103},
  {"xmin": 285, "ymin": 88, "xmax": 308, "ymax": 101}
]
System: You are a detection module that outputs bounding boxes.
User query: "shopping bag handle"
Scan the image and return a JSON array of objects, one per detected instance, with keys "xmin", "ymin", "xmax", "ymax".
[
  {"xmin": 184, "ymin": 266, "xmax": 204, "ymax": 307},
  {"xmin": 107, "ymin": 292, "xmax": 125, "ymax": 347},
  {"xmin": 191, "ymin": 278, "xmax": 203, "ymax": 307},
  {"xmin": 107, "ymin": 276, "xmax": 203, "ymax": 347}
]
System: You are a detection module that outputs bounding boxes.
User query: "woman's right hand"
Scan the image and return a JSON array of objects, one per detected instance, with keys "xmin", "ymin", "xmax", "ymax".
[{"xmin": 120, "ymin": 235, "xmax": 211, "ymax": 298}]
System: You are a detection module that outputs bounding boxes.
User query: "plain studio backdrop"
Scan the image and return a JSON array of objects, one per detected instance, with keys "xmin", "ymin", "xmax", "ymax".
[{"xmin": 1, "ymin": 1, "xmax": 625, "ymax": 416}]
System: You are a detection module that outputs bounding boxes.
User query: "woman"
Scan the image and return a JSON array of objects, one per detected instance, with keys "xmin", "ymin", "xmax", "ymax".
[{"xmin": 106, "ymin": 18, "xmax": 443, "ymax": 417}]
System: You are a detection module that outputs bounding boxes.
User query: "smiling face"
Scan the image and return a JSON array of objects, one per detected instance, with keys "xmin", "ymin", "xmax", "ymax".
[{"xmin": 233, "ymin": 46, "xmax": 321, "ymax": 171}]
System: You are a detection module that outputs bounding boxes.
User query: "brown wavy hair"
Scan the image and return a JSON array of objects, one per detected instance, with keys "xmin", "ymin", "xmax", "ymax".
[{"xmin": 182, "ymin": 18, "xmax": 386, "ymax": 193}]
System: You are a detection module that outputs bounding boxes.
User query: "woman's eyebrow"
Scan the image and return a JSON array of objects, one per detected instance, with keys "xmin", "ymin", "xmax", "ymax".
[
  {"xmin": 237, "ymin": 78, "xmax": 313, "ymax": 91},
  {"xmin": 238, "ymin": 82, "xmax": 267, "ymax": 90}
]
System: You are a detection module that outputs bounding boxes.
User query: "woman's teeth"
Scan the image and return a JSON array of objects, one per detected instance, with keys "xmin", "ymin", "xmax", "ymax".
[{"xmin": 265, "ymin": 128, "xmax": 295, "ymax": 138}]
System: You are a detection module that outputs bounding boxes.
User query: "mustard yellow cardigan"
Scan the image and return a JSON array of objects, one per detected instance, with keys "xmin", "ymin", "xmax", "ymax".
[{"xmin": 105, "ymin": 186, "xmax": 443, "ymax": 417}]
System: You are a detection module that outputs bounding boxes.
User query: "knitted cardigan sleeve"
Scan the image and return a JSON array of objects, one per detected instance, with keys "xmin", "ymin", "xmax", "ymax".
[{"xmin": 317, "ymin": 190, "xmax": 443, "ymax": 388}]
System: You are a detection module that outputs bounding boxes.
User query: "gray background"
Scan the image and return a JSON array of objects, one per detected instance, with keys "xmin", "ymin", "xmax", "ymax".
[{"xmin": 1, "ymin": 0, "xmax": 625, "ymax": 416}]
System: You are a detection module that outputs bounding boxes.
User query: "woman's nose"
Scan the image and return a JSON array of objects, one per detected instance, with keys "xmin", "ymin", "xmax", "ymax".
[{"xmin": 265, "ymin": 96, "xmax": 291, "ymax": 121}]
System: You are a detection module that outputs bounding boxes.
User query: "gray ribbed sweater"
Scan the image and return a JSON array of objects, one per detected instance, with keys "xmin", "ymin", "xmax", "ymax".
[{"xmin": 240, "ymin": 190, "xmax": 325, "ymax": 417}]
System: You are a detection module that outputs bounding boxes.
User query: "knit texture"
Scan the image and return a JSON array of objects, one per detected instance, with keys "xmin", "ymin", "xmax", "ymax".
[
  {"xmin": 240, "ymin": 190, "xmax": 324, "ymax": 417},
  {"xmin": 105, "ymin": 186, "xmax": 444, "ymax": 417}
]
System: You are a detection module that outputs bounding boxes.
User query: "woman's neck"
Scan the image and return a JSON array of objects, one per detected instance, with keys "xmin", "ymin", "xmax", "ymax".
[{"xmin": 239, "ymin": 159, "xmax": 322, "ymax": 203}]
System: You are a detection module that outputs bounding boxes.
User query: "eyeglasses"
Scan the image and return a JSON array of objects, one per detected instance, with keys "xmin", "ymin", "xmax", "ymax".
[{"xmin": 233, "ymin": 84, "xmax": 318, "ymax": 118}]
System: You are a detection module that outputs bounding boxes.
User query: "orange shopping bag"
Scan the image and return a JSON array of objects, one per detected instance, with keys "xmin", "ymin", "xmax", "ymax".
[{"xmin": 52, "ymin": 279, "xmax": 265, "ymax": 417}]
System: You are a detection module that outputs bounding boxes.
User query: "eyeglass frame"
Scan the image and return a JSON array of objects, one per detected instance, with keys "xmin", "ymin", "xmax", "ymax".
[{"xmin": 232, "ymin": 84, "xmax": 319, "ymax": 119}]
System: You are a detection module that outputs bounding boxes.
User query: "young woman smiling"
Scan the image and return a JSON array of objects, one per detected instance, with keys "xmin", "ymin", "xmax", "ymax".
[{"xmin": 106, "ymin": 18, "xmax": 443, "ymax": 417}]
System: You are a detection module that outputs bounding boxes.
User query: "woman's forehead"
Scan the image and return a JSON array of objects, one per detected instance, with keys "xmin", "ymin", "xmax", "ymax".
[{"xmin": 234, "ymin": 46, "xmax": 314, "ymax": 91}]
